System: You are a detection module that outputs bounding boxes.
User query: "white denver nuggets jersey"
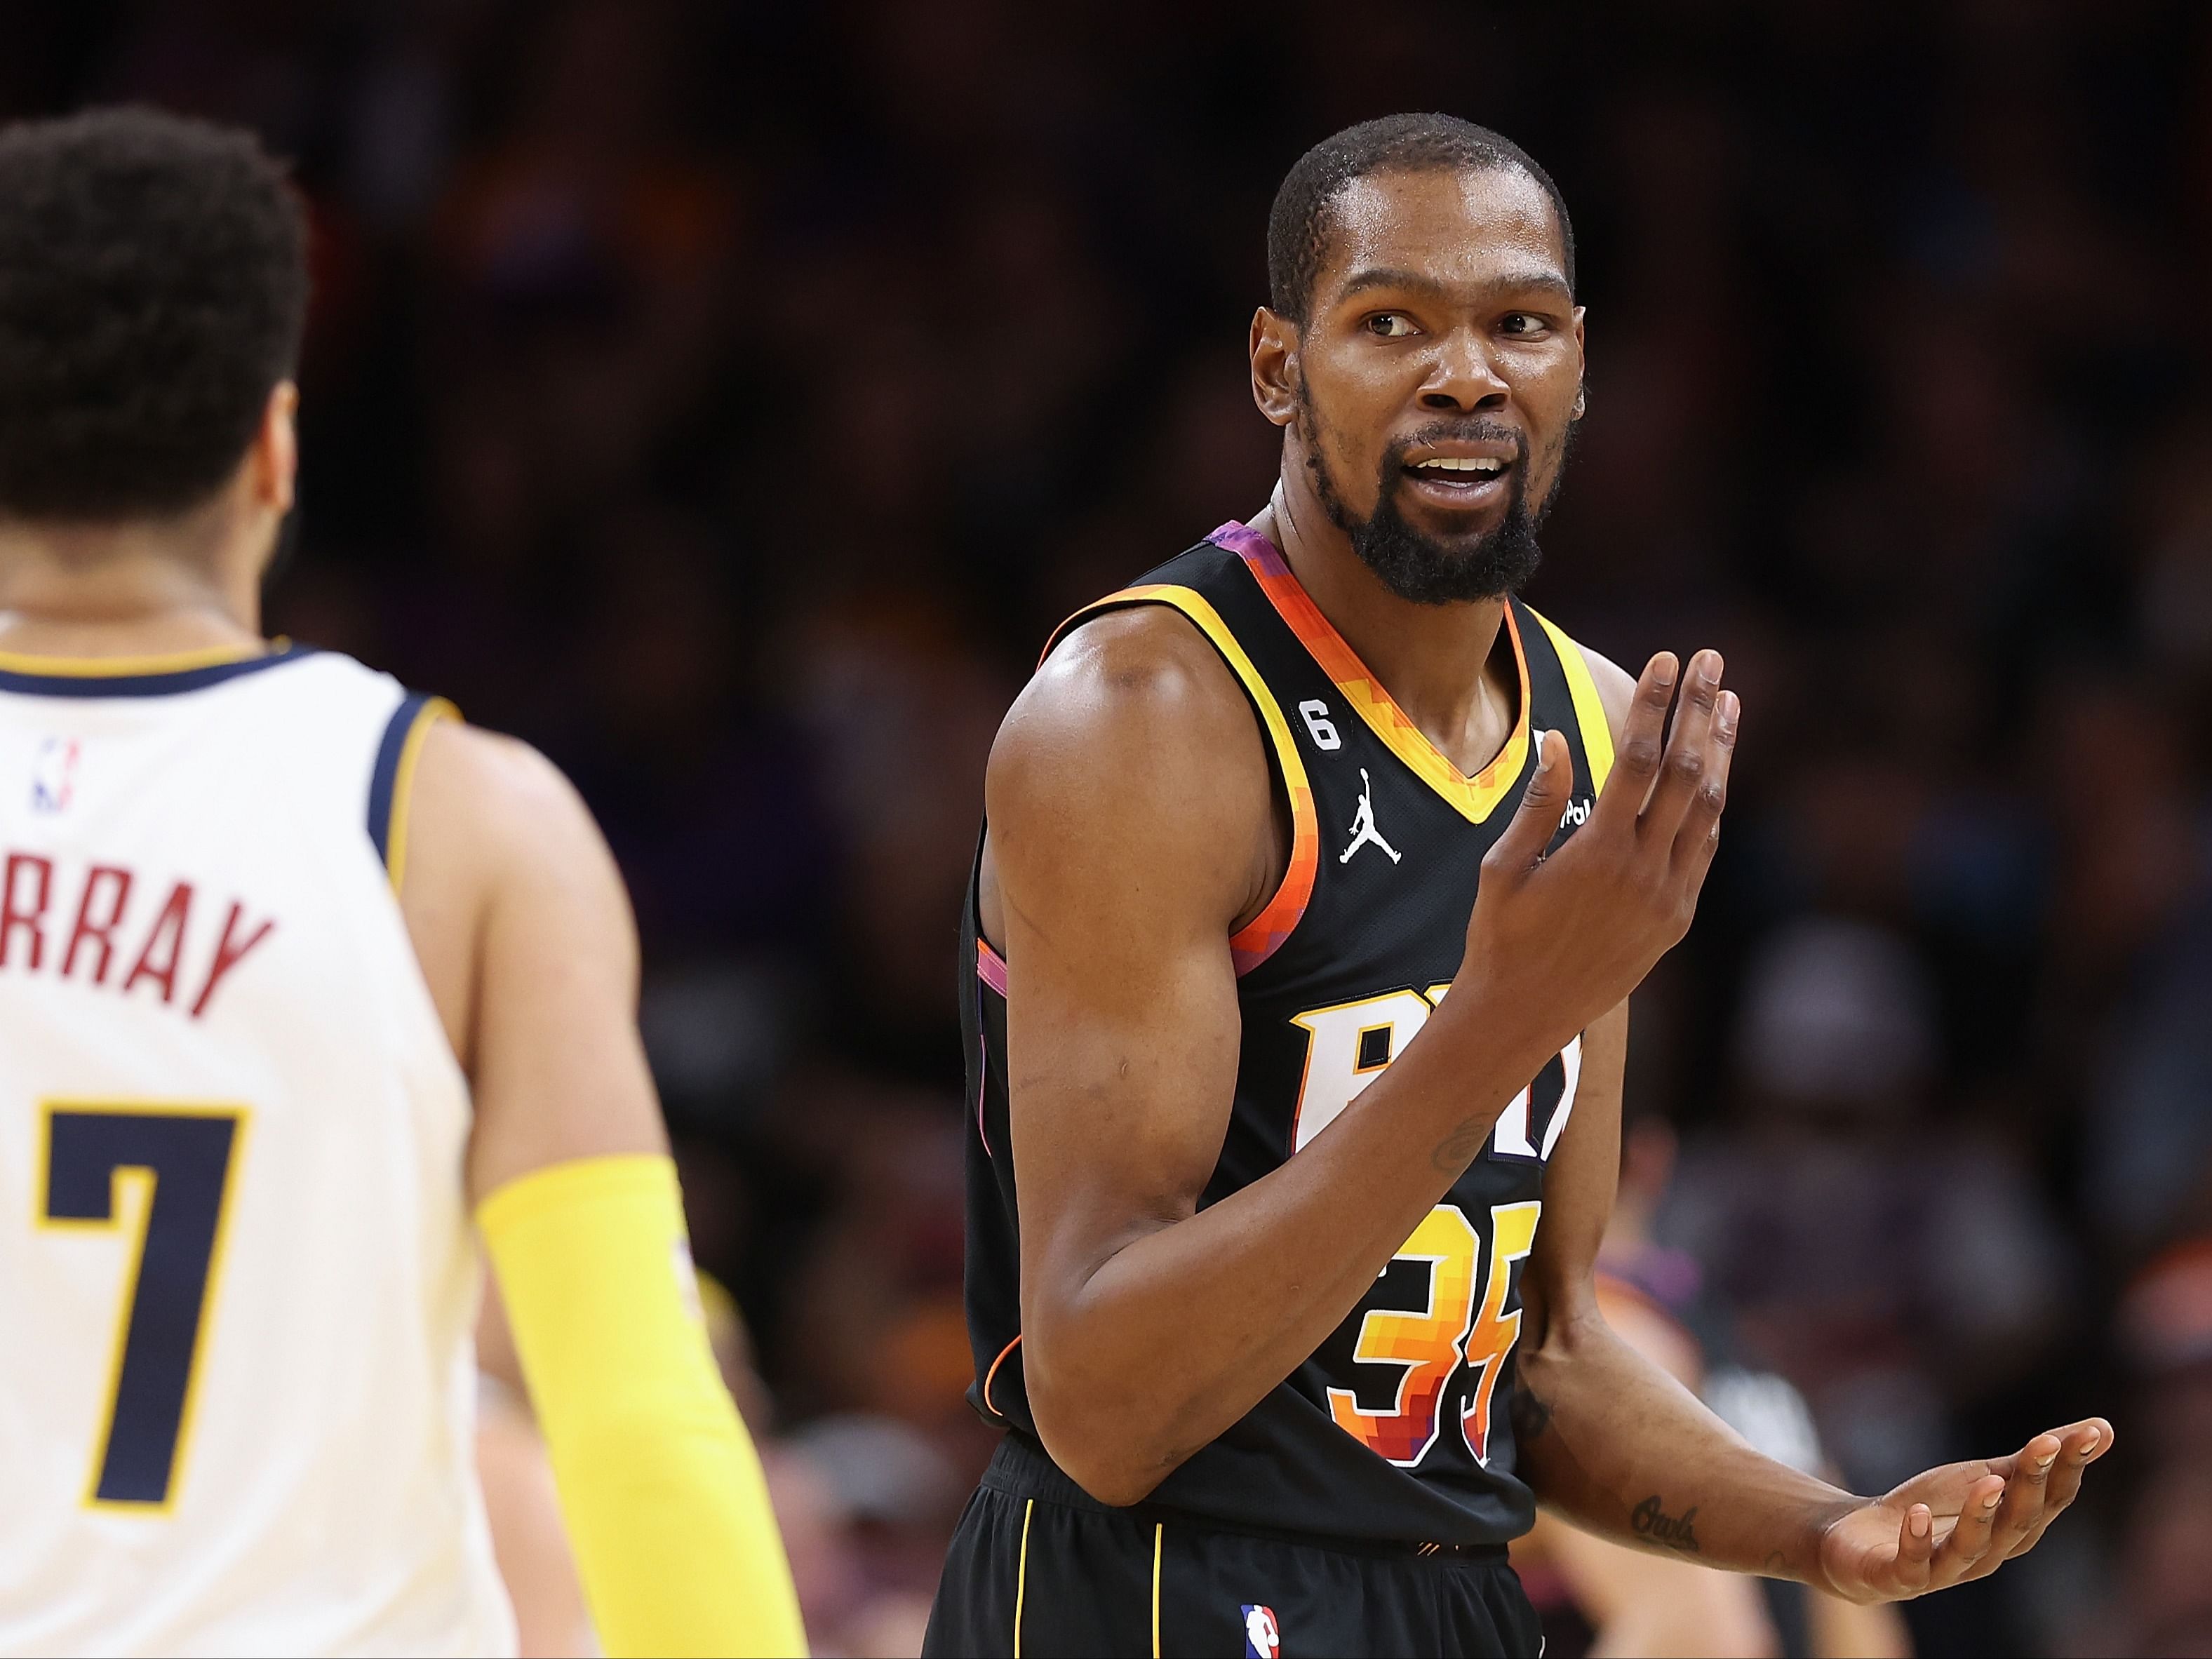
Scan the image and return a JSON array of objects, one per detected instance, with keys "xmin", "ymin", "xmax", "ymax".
[{"xmin": 0, "ymin": 644, "xmax": 516, "ymax": 1657}]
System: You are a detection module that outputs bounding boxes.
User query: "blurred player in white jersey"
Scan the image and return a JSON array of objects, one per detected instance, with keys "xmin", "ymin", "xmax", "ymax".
[{"xmin": 0, "ymin": 106, "xmax": 805, "ymax": 1657}]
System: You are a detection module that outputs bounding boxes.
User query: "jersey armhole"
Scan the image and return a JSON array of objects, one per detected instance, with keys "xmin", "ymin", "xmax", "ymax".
[
  {"xmin": 368, "ymin": 692, "xmax": 462, "ymax": 891},
  {"xmin": 1043, "ymin": 586, "xmax": 1319, "ymax": 975},
  {"xmin": 1524, "ymin": 609, "xmax": 1616, "ymax": 794}
]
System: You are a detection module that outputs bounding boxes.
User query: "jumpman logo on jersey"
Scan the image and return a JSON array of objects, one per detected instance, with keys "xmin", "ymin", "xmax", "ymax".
[{"xmin": 1339, "ymin": 768, "xmax": 1402, "ymax": 866}]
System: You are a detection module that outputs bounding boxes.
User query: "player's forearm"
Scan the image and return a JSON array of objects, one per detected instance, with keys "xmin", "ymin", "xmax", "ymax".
[
  {"xmin": 1515, "ymin": 1302, "xmax": 1855, "ymax": 1585},
  {"xmin": 1026, "ymin": 990, "xmax": 1560, "ymax": 1505},
  {"xmin": 481, "ymin": 1156, "xmax": 808, "ymax": 1656}
]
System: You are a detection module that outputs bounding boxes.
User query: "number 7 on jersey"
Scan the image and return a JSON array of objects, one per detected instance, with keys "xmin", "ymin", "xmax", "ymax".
[{"xmin": 37, "ymin": 1102, "xmax": 247, "ymax": 1509}]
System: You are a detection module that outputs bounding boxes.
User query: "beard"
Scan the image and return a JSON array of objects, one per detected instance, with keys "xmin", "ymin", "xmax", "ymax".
[{"xmin": 1299, "ymin": 390, "xmax": 1570, "ymax": 606}]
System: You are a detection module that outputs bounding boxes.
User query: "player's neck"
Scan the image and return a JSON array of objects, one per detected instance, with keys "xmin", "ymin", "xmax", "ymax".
[
  {"xmin": 0, "ymin": 512, "xmax": 266, "ymax": 660},
  {"xmin": 1256, "ymin": 484, "xmax": 1517, "ymax": 779}
]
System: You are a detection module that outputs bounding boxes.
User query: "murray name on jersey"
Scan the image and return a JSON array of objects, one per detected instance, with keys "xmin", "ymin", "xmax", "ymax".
[{"xmin": 0, "ymin": 846, "xmax": 276, "ymax": 1019}]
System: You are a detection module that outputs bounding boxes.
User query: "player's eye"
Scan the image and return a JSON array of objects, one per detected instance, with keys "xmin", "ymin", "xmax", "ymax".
[
  {"xmin": 1364, "ymin": 313, "xmax": 1416, "ymax": 339},
  {"xmin": 1499, "ymin": 312, "xmax": 1548, "ymax": 337}
]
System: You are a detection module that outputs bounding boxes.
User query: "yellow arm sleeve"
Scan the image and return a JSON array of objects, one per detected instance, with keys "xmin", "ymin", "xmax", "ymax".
[{"xmin": 478, "ymin": 1155, "xmax": 808, "ymax": 1658}]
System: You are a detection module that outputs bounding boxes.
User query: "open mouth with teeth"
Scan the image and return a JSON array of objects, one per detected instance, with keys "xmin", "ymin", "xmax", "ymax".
[
  {"xmin": 1407, "ymin": 457, "xmax": 1509, "ymax": 481},
  {"xmin": 1400, "ymin": 453, "xmax": 1515, "ymax": 509}
]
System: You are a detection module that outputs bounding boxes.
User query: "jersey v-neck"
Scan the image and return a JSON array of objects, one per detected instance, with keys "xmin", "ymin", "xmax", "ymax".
[{"xmin": 1207, "ymin": 520, "xmax": 1531, "ymax": 825}]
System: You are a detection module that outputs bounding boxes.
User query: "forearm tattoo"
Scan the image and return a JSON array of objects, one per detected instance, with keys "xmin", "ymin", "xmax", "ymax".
[
  {"xmin": 1630, "ymin": 1494, "xmax": 1702, "ymax": 1554},
  {"xmin": 1430, "ymin": 1115, "xmax": 1489, "ymax": 1173}
]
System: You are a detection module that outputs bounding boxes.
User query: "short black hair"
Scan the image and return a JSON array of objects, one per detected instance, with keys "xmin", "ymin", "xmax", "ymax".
[
  {"xmin": 0, "ymin": 106, "xmax": 308, "ymax": 523},
  {"xmin": 1267, "ymin": 113, "xmax": 1576, "ymax": 325}
]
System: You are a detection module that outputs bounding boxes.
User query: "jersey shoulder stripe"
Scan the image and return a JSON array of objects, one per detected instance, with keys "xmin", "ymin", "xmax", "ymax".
[
  {"xmin": 1043, "ymin": 578, "xmax": 1320, "ymax": 976},
  {"xmin": 1520, "ymin": 606, "xmax": 1615, "ymax": 793},
  {"xmin": 366, "ymin": 693, "xmax": 460, "ymax": 889}
]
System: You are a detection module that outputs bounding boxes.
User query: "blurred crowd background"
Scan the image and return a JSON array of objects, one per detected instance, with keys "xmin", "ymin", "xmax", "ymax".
[{"xmin": 11, "ymin": 1, "xmax": 2212, "ymax": 1653}]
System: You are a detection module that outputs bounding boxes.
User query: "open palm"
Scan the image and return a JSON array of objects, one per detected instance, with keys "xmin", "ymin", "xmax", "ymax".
[{"xmin": 1816, "ymin": 1419, "xmax": 2113, "ymax": 1604}]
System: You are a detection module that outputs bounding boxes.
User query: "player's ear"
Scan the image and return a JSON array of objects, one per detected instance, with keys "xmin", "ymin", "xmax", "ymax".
[
  {"xmin": 1249, "ymin": 307, "xmax": 1299, "ymax": 429},
  {"xmin": 249, "ymin": 382, "xmax": 300, "ymax": 515},
  {"xmin": 1564, "ymin": 306, "xmax": 1589, "ymax": 423}
]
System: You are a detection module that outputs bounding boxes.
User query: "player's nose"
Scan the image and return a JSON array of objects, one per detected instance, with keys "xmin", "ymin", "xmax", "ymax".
[{"xmin": 1417, "ymin": 325, "xmax": 1509, "ymax": 413}]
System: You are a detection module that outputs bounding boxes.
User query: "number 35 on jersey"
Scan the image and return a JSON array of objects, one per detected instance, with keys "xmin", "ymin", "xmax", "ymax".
[{"xmin": 1287, "ymin": 984, "xmax": 1582, "ymax": 1470}]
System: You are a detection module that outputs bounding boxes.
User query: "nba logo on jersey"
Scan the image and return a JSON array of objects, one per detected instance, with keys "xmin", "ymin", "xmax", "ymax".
[
  {"xmin": 1240, "ymin": 1602, "xmax": 1281, "ymax": 1658},
  {"xmin": 30, "ymin": 736, "xmax": 78, "ymax": 812}
]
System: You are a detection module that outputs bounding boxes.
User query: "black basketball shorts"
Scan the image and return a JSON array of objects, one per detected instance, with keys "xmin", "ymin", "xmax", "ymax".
[{"xmin": 924, "ymin": 1436, "xmax": 1541, "ymax": 1658}]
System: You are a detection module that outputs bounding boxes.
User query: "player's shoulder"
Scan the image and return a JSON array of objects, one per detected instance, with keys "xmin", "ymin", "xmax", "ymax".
[
  {"xmin": 1527, "ymin": 614, "xmax": 1636, "ymax": 750},
  {"xmin": 402, "ymin": 724, "xmax": 626, "ymax": 949},
  {"xmin": 410, "ymin": 721, "xmax": 603, "ymax": 874},
  {"xmin": 998, "ymin": 605, "xmax": 1263, "ymax": 786},
  {"xmin": 1036, "ymin": 602, "xmax": 1248, "ymax": 716},
  {"xmin": 415, "ymin": 720, "xmax": 572, "ymax": 812},
  {"xmin": 1576, "ymin": 644, "xmax": 1637, "ymax": 746},
  {"xmin": 399, "ymin": 721, "xmax": 636, "ymax": 1056},
  {"xmin": 987, "ymin": 601, "xmax": 1273, "ymax": 865}
]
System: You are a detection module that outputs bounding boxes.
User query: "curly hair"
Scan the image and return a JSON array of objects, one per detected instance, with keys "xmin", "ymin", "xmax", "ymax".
[
  {"xmin": 1267, "ymin": 113, "xmax": 1575, "ymax": 326},
  {"xmin": 0, "ymin": 106, "xmax": 309, "ymax": 523}
]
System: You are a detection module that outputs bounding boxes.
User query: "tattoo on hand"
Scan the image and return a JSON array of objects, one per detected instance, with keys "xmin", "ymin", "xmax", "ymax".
[
  {"xmin": 1431, "ymin": 1117, "xmax": 1487, "ymax": 1173},
  {"xmin": 1762, "ymin": 1550, "xmax": 1788, "ymax": 1577},
  {"xmin": 1630, "ymin": 1495, "xmax": 1702, "ymax": 1554},
  {"xmin": 1510, "ymin": 1385, "xmax": 1553, "ymax": 1444}
]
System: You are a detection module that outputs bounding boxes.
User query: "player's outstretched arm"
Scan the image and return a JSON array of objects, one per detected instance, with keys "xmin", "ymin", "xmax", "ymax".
[
  {"xmin": 1510, "ymin": 650, "xmax": 2114, "ymax": 1606},
  {"xmin": 1000, "ymin": 617, "xmax": 1741, "ymax": 1507},
  {"xmin": 402, "ymin": 722, "xmax": 807, "ymax": 1658},
  {"xmin": 1520, "ymin": 1271, "xmax": 1781, "ymax": 1658}
]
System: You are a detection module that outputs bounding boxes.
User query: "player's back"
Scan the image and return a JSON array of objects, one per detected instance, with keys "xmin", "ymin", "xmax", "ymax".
[{"xmin": 0, "ymin": 644, "xmax": 514, "ymax": 1656}]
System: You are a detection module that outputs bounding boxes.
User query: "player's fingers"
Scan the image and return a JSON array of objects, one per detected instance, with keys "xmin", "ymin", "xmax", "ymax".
[
  {"xmin": 1935, "ymin": 1476, "xmax": 2009, "ymax": 1582},
  {"xmin": 1636, "ymin": 650, "xmax": 1725, "ymax": 845},
  {"xmin": 1483, "ymin": 728, "xmax": 1573, "ymax": 878},
  {"xmin": 1590, "ymin": 653, "xmax": 1675, "ymax": 831},
  {"xmin": 2035, "ymin": 1425, "xmax": 2098, "ymax": 1515},
  {"xmin": 1885, "ymin": 1503, "xmax": 1934, "ymax": 1596},
  {"xmin": 2025, "ymin": 1417, "xmax": 2114, "ymax": 1475},
  {"xmin": 1672, "ymin": 689, "xmax": 1739, "ymax": 879},
  {"xmin": 2006, "ymin": 1420, "xmax": 2111, "ymax": 1560},
  {"xmin": 1986, "ymin": 1435, "xmax": 2059, "ymax": 1560}
]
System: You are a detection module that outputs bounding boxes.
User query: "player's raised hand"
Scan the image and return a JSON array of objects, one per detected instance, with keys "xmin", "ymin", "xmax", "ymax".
[
  {"xmin": 1814, "ymin": 1419, "xmax": 2114, "ymax": 1604},
  {"xmin": 1463, "ymin": 649, "xmax": 1738, "ymax": 1041}
]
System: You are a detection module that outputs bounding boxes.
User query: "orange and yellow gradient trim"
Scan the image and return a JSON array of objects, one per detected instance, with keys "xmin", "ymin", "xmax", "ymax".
[
  {"xmin": 1043, "ymin": 583, "xmax": 1320, "ymax": 976},
  {"xmin": 1209, "ymin": 522, "xmax": 1531, "ymax": 825}
]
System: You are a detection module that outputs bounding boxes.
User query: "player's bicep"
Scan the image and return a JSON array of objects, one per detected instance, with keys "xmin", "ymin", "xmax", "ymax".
[
  {"xmin": 1523, "ymin": 995, "xmax": 1627, "ymax": 1342},
  {"xmin": 994, "ymin": 616, "xmax": 1269, "ymax": 1303},
  {"xmin": 405, "ymin": 723, "xmax": 666, "ymax": 1206}
]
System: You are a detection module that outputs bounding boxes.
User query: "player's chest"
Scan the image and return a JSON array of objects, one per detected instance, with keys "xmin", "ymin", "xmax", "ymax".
[{"xmin": 1219, "ymin": 957, "xmax": 1583, "ymax": 1201}]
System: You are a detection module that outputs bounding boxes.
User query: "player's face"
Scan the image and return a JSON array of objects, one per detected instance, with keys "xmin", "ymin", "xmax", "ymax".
[{"xmin": 1288, "ymin": 167, "xmax": 1585, "ymax": 603}]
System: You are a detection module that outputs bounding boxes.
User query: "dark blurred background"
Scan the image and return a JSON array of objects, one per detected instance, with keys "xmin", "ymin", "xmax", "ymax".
[{"xmin": 9, "ymin": 1, "xmax": 2212, "ymax": 1653}]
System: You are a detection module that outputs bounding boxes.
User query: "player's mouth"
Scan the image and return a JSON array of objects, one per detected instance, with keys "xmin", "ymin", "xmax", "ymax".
[{"xmin": 1397, "ymin": 441, "xmax": 1517, "ymax": 512}]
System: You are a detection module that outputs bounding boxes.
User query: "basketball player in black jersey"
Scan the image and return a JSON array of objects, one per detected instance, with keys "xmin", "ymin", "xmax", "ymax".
[{"xmin": 927, "ymin": 114, "xmax": 2112, "ymax": 1658}]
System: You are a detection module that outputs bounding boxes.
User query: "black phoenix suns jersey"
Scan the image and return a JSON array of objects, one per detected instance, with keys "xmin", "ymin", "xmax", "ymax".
[{"xmin": 958, "ymin": 519, "xmax": 1617, "ymax": 1547}]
